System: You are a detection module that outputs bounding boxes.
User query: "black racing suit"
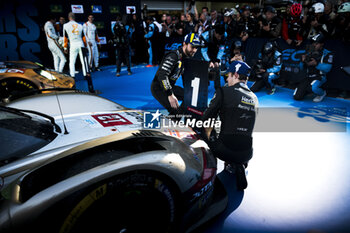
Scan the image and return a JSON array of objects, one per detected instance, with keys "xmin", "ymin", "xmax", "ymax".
[
  {"xmin": 202, "ymin": 82, "xmax": 258, "ymax": 164},
  {"xmin": 151, "ymin": 47, "xmax": 186, "ymax": 118}
]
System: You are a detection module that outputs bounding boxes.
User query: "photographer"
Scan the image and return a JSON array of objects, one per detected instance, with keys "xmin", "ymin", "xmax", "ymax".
[
  {"xmin": 293, "ymin": 33, "xmax": 333, "ymax": 102},
  {"xmin": 282, "ymin": 3, "xmax": 304, "ymax": 46},
  {"xmin": 258, "ymin": 6, "xmax": 282, "ymax": 38},
  {"xmin": 201, "ymin": 24, "xmax": 227, "ymax": 89},
  {"xmin": 112, "ymin": 14, "xmax": 132, "ymax": 77},
  {"xmin": 304, "ymin": 2, "xmax": 330, "ymax": 40},
  {"xmin": 250, "ymin": 41, "xmax": 282, "ymax": 95},
  {"xmin": 236, "ymin": 5, "xmax": 259, "ymax": 40}
]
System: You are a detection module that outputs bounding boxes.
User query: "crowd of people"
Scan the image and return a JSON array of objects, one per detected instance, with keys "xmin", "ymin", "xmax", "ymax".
[{"xmin": 44, "ymin": 0, "xmax": 349, "ymax": 100}]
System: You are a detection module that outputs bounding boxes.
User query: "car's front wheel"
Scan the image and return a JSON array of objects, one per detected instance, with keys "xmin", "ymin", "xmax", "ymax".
[{"xmin": 55, "ymin": 171, "xmax": 180, "ymax": 233}]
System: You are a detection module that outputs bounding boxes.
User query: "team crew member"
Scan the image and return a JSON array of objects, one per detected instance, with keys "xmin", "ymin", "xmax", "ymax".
[
  {"xmin": 151, "ymin": 33, "xmax": 201, "ymax": 120},
  {"xmin": 294, "ymin": 33, "xmax": 333, "ymax": 102},
  {"xmin": 250, "ymin": 42, "xmax": 282, "ymax": 95},
  {"xmin": 83, "ymin": 14, "xmax": 101, "ymax": 71},
  {"xmin": 63, "ymin": 12, "xmax": 86, "ymax": 78},
  {"xmin": 201, "ymin": 24, "xmax": 227, "ymax": 89},
  {"xmin": 44, "ymin": 16, "xmax": 66, "ymax": 72},
  {"xmin": 202, "ymin": 61, "xmax": 258, "ymax": 190}
]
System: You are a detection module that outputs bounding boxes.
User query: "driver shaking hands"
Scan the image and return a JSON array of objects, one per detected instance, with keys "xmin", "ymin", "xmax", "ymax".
[{"xmin": 151, "ymin": 33, "xmax": 202, "ymax": 121}]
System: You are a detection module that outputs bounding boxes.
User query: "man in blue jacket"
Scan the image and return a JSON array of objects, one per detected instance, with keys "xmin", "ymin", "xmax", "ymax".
[
  {"xmin": 293, "ymin": 33, "xmax": 333, "ymax": 102},
  {"xmin": 250, "ymin": 41, "xmax": 282, "ymax": 95}
]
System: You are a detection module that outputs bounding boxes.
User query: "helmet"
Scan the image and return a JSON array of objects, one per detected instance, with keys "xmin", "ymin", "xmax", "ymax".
[
  {"xmin": 224, "ymin": 10, "xmax": 233, "ymax": 17},
  {"xmin": 233, "ymin": 40, "xmax": 242, "ymax": 50},
  {"xmin": 338, "ymin": 2, "xmax": 350, "ymax": 13},
  {"xmin": 184, "ymin": 33, "xmax": 201, "ymax": 47},
  {"xmin": 312, "ymin": 2, "xmax": 325, "ymax": 13},
  {"xmin": 290, "ymin": 3, "xmax": 302, "ymax": 18},
  {"xmin": 265, "ymin": 6, "xmax": 276, "ymax": 14},
  {"xmin": 242, "ymin": 5, "xmax": 251, "ymax": 12},
  {"xmin": 231, "ymin": 8, "xmax": 239, "ymax": 15},
  {"xmin": 311, "ymin": 33, "xmax": 325, "ymax": 43},
  {"xmin": 263, "ymin": 42, "xmax": 274, "ymax": 54}
]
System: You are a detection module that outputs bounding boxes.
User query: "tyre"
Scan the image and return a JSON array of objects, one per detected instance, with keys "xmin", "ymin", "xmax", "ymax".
[
  {"xmin": 0, "ymin": 78, "xmax": 37, "ymax": 101},
  {"xmin": 54, "ymin": 171, "xmax": 180, "ymax": 233}
]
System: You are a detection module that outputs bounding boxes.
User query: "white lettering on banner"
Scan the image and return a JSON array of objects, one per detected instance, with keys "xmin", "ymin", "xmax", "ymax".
[{"xmin": 162, "ymin": 118, "xmax": 221, "ymax": 128}]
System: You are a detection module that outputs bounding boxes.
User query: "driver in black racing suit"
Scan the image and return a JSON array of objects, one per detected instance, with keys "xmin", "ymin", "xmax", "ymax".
[
  {"xmin": 202, "ymin": 61, "xmax": 258, "ymax": 190},
  {"xmin": 151, "ymin": 33, "xmax": 202, "ymax": 120}
]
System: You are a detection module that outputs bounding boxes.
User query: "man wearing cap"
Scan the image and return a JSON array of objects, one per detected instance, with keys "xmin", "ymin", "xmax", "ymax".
[
  {"xmin": 250, "ymin": 41, "xmax": 282, "ymax": 95},
  {"xmin": 202, "ymin": 60, "xmax": 258, "ymax": 190},
  {"xmin": 294, "ymin": 33, "xmax": 333, "ymax": 102},
  {"xmin": 151, "ymin": 33, "xmax": 201, "ymax": 120},
  {"xmin": 258, "ymin": 6, "xmax": 282, "ymax": 38}
]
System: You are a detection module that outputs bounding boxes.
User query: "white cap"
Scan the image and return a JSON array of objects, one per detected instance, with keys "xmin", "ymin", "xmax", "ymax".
[{"xmin": 312, "ymin": 2, "xmax": 325, "ymax": 13}]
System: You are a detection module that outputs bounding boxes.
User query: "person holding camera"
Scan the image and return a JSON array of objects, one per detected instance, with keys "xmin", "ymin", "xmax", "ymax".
[
  {"xmin": 250, "ymin": 42, "xmax": 282, "ymax": 95},
  {"xmin": 258, "ymin": 6, "xmax": 282, "ymax": 38},
  {"xmin": 282, "ymin": 3, "xmax": 304, "ymax": 46},
  {"xmin": 201, "ymin": 24, "xmax": 227, "ymax": 89},
  {"xmin": 304, "ymin": 2, "xmax": 330, "ymax": 40},
  {"xmin": 112, "ymin": 14, "xmax": 132, "ymax": 77},
  {"xmin": 145, "ymin": 16, "xmax": 160, "ymax": 67},
  {"xmin": 293, "ymin": 33, "xmax": 333, "ymax": 102},
  {"xmin": 202, "ymin": 61, "xmax": 258, "ymax": 190}
]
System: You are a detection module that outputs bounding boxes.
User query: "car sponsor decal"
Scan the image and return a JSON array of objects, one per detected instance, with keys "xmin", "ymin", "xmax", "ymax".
[
  {"xmin": 6, "ymin": 69, "xmax": 25, "ymax": 74},
  {"xmin": 81, "ymin": 117, "xmax": 101, "ymax": 128},
  {"xmin": 92, "ymin": 113, "xmax": 133, "ymax": 127}
]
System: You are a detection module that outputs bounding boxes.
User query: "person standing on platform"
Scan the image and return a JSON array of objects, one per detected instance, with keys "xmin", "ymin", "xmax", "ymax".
[{"xmin": 44, "ymin": 16, "xmax": 66, "ymax": 72}]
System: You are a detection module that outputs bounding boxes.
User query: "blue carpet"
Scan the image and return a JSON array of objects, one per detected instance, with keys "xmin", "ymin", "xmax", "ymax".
[{"xmin": 76, "ymin": 65, "xmax": 350, "ymax": 233}]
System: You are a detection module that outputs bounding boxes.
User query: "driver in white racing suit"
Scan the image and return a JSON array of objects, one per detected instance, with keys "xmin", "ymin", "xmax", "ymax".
[
  {"xmin": 83, "ymin": 14, "xmax": 101, "ymax": 71},
  {"xmin": 44, "ymin": 16, "xmax": 66, "ymax": 72},
  {"xmin": 63, "ymin": 12, "xmax": 87, "ymax": 78}
]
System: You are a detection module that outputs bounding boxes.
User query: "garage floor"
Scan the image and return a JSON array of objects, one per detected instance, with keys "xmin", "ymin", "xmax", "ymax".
[{"xmin": 76, "ymin": 65, "xmax": 350, "ymax": 233}]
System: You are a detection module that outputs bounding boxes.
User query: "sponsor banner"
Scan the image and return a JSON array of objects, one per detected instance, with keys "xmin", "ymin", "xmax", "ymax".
[
  {"xmin": 98, "ymin": 37, "xmax": 107, "ymax": 45},
  {"xmin": 92, "ymin": 5, "xmax": 102, "ymax": 13},
  {"xmin": 109, "ymin": 6, "xmax": 119, "ymax": 14},
  {"xmin": 50, "ymin": 4, "xmax": 62, "ymax": 13},
  {"xmin": 94, "ymin": 21, "xmax": 104, "ymax": 29},
  {"xmin": 71, "ymin": 5, "xmax": 84, "ymax": 14},
  {"xmin": 126, "ymin": 6, "xmax": 136, "ymax": 14}
]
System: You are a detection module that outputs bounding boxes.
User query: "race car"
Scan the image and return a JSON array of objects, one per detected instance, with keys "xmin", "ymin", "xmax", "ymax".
[
  {"xmin": 0, "ymin": 61, "xmax": 75, "ymax": 102},
  {"xmin": 0, "ymin": 90, "xmax": 227, "ymax": 233}
]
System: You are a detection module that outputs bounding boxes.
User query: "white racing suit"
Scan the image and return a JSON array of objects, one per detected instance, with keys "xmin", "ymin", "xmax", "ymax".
[
  {"xmin": 83, "ymin": 21, "xmax": 100, "ymax": 69},
  {"xmin": 44, "ymin": 21, "xmax": 66, "ymax": 72},
  {"xmin": 63, "ymin": 20, "xmax": 86, "ymax": 77}
]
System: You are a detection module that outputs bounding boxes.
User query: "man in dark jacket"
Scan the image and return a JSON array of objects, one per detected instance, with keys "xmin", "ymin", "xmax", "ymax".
[
  {"xmin": 202, "ymin": 61, "xmax": 258, "ymax": 190},
  {"xmin": 151, "ymin": 33, "xmax": 201, "ymax": 120}
]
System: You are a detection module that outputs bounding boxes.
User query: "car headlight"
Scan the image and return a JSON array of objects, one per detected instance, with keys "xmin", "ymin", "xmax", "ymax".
[{"xmin": 39, "ymin": 70, "xmax": 57, "ymax": 81}]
